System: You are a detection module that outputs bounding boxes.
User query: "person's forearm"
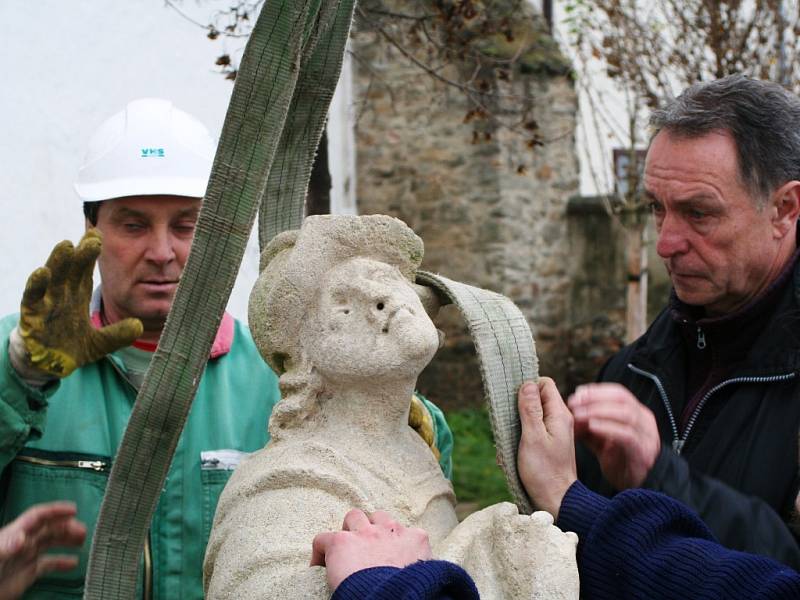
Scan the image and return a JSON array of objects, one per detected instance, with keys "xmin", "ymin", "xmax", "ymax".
[
  {"xmin": 333, "ymin": 561, "xmax": 479, "ymax": 600},
  {"xmin": 557, "ymin": 482, "xmax": 800, "ymax": 600},
  {"xmin": 8, "ymin": 327, "xmax": 57, "ymax": 387},
  {"xmin": 0, "ymin": 326, "xmax": 54, "ymax": 470},
  {"xmin": 644, "ymin": 447, "xmax": 800, "ymax": 568}
]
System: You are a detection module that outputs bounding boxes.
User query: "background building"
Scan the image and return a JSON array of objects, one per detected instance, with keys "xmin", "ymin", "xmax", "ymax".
[{"xmin": 4, "ymin": 0, "xmax": 660, "ymax": 406}]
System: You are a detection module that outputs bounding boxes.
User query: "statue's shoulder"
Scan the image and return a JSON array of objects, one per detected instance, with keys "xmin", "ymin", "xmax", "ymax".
[{"xmin": 222, "ymin": 436, "xmax": 372, "ymax": 502}]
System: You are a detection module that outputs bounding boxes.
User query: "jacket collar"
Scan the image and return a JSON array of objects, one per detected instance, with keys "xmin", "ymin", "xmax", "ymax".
[
  {"xmin": 668, "ymin": 241, "xmax": 800, "ymax": 331},
  {"xmin": 89, "ymin": 287, "xmax": 234, "ymax": 359},
  {"xmin": 631, "ymin": 251, "xmax": 800, "ymax": 376}
]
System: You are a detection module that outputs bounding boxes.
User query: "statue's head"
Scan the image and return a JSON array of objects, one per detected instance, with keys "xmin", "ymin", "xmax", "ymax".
[{"xmin": 249, "ymin": 215, "xmax": 439, "ymax": 399}]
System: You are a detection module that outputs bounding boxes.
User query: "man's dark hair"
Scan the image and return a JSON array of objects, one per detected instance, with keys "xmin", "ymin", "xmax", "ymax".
[
  {"xmin": 83, "ymin": 201, "xmax": 102, "ymax": 226},
  {"xmin": 650, "ymin": 74, "xmax": 800, "ymax": 205}
]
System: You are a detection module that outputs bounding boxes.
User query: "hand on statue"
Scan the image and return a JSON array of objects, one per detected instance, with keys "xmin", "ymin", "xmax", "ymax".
[
  {"xmin": 568, "ymin": 383, "xmax": 660, "ymax": 490},
  {"xmin": 17, "ymin": 230, "xmax": 142, "ymax": 378},
  {"xmin": 517, "ymin": 377, "xmax": 577, "ymax": 518},
  {"xmin": 0, "ymin": 502, "xmax": 86, "ymax": 600},
  {"xmin": 310, "ymin": 509, "xmax": 432, "ymax": 592}
]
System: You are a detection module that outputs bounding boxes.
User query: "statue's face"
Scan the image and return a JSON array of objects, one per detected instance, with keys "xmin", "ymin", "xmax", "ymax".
[{"xmin": 303, "ymin": 257, "xmax": 439, "ymax": 382}]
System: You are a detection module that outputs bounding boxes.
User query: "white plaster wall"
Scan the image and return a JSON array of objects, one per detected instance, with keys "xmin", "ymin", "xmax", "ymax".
[
  {"xmin": 328, "ymin": 43, "xmax": 358, "ymax": 216},
  {"xmin": 1, "ymin": 0, "xmax": 353, "ymax": 321},
  {"xmin": 551, "ymin": 1, "xmax": 632, "ymax": 197}
]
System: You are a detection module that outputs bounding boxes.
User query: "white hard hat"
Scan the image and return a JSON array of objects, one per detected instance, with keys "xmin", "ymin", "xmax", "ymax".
[{"xmin": 74, "ymin": 98, "xmax": 216, "ymax": 202}]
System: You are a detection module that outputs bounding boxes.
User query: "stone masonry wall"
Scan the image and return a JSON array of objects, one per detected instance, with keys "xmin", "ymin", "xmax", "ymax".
[
  {"xmin": 564, "ymin": 197, "xmax": 671, "ymax": 391},
  {"xmin": 350, "ymin": 4, "xmax": 579, "ymax": 409}
]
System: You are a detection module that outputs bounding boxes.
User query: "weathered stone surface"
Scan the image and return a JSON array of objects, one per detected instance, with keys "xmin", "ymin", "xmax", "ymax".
[
  {"xmin": 437, "ymin": 503, "xmax": 579, "ymax": 599},
  {"xmin": 564, "ymin": 196, "xmax": 670, "ymax": 389}
]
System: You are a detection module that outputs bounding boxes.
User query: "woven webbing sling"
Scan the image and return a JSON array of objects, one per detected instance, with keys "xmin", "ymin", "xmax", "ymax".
[
  {"xmin": 84, "ymin": 1, "xmax": 535, "ymax": 597},
  {"xmin": 417, "ymin": 272, "xmax": 537, "ymax": 515}
]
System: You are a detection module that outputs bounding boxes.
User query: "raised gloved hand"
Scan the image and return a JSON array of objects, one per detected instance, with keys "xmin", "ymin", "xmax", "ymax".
[
  {"xmin": 16, "ymin": 230, "xmax": 143, "ymax": 378},
  {"xmin": 408, "ymin": 394, "xmax": 440, "ymax": 461}
]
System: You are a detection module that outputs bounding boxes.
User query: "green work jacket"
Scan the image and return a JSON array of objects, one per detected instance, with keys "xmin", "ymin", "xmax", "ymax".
[{"xmin": 0, "ymin": 313, "xmax": 453, "ymax": 599}]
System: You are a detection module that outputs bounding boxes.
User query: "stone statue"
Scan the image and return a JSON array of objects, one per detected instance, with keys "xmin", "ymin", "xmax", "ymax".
[{"xmin": 204, "ymin": 215, "xmax": 579, "ymax": 599}]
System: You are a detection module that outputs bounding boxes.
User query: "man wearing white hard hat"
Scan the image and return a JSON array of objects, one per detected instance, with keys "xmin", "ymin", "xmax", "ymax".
[
  {"xmin": 0, "ymin": 98, "xmax": 282, "ymax": 599},
  {"xmin": 0, "ymin": 98, "xmax": 453, "ymax": 599}
]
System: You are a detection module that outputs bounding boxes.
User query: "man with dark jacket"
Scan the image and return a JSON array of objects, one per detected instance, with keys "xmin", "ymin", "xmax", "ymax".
[
  {"xmin": 574, "ymin": 74, "xmax": 800, "ymax": 568},
  {"xmin": 308, "ymin": 379, "xmax": 800, "ymax": 600}
]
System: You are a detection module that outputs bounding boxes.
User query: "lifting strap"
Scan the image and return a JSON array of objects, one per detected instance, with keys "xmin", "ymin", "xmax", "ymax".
[{"xmin": 417, "ymin": 271, "xmax": 537, "ymax": 515}]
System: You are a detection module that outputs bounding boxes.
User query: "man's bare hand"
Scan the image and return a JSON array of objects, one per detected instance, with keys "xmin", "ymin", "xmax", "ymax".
[
  {"xmin": 517, "ymin": 377, "xmax": 577, "ymax": 518},
  {"xmin": 0, "ymin": 502, "xmax": 86, "ymax": 600},
  {"xmin": 18, "ymin": 230, "xmax": 142, "ymax": 377},
  {"xmin": 568, "ymin": 383, "xmax": 660, "ymax": 490},
  {"xmin": 310, "ymin": 509, "xmax": 432, "ymax": 592}
]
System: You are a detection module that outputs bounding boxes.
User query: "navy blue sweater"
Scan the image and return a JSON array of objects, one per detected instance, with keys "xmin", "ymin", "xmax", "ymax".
[
  {"xmin": 332, "ymin": 560, "xmax": 479, "ymax": 600},
  {"xmin": 334, "ymin": 482, "xmax": 800, "ymax": 599},
  {"xmin": 559, "ymin": 481, "xmax": 800, "ymax": 599}
]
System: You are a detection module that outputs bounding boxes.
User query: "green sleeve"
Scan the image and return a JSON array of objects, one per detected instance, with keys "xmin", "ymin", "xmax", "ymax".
[
  {"xmin": 0, "ymin": 323, "xmax": 57, "ymax": 469},
  {"xmin": 415, "ymin": 393, "xmax": 453, "ymax": 480}
]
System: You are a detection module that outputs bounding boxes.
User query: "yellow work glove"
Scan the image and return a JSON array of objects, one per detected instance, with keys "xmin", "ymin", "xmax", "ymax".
[
  {"xmin": 408, "ymin": 394, "xmax": 440, "ymax": 461},
  {"xmin": 18, "ymin": 230, "xmax": 143, "ymax": 378}
]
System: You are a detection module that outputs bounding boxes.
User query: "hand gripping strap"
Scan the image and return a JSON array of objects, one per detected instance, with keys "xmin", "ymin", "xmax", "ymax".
[
  {"xmin": 416, "ymin": 271, "xmax": 537, "ymax": 515},
  {"xmin": 83, "ymin": 1, "xmax": 355, "ymax": 598}
]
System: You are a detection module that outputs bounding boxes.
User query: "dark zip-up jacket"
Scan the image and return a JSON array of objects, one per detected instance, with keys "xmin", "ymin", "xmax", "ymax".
[{"xmin": 578, "ymin": 260, "xmax": 800, "ymax": 569}]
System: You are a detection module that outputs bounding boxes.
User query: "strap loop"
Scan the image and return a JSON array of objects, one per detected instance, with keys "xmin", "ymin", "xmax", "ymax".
[{"xmin": 417, "ymin": 271, "xmax": 537, "ymax": 515}]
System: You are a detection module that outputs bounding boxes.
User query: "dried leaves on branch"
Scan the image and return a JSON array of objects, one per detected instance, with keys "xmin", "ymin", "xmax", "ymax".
[
  {"xmin": 356, "ymin": 0, "xmax": 571, "ymax": 147},
  {"xmin": 564, "ymin": 0, "xmax": 800, "ymax": 206},
  {"xmin": 166, "ymin": 0, "xmax": 572, "ymax": 150},
  {"xmin": 566, "ymin": 0, "xmax": 800, "ymax": 100}
]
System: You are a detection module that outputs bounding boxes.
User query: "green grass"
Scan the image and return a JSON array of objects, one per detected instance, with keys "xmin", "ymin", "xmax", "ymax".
[{"xmin": 448, "ymin": 408, "xmax": 514, "ymax": 509}]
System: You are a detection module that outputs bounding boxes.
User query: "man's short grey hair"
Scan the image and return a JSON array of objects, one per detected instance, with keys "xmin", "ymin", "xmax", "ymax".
[{"xmin": 650, "ymin": 74, "xmax": 800, "ymax": 205}]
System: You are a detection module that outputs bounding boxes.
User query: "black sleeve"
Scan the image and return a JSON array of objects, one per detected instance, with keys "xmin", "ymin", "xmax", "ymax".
[
  {"xmin": 575, "ymin": 440, "xmax": 616, "ymax": 498},
  {"xmin": 643, "ymin": 446, "xmax": 800, "ymax": 569}
]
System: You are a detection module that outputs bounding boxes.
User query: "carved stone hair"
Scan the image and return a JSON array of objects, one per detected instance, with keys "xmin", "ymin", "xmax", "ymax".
[{"xmin": 650, "ymin": 74, "xmax": 800, "ymax": 205}]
